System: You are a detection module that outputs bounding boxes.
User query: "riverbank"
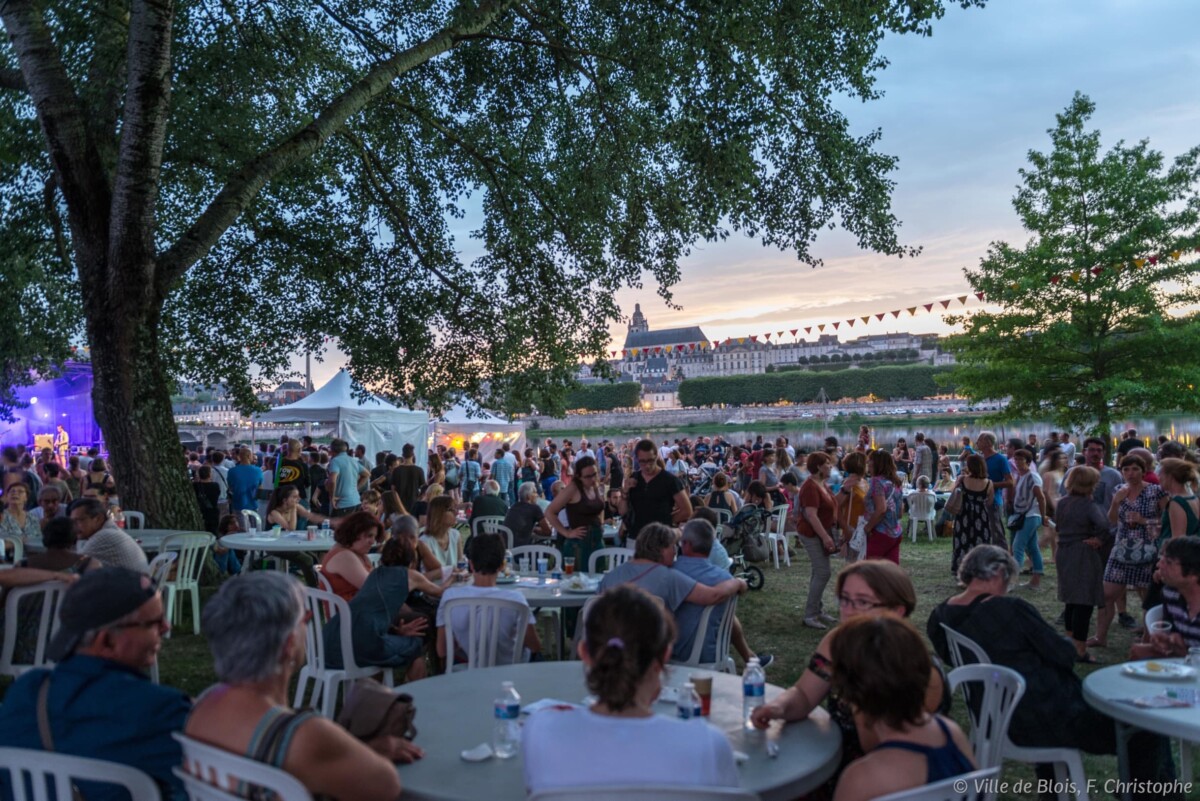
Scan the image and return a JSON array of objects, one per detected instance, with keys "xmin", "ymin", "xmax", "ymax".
[{"xmin": 530, "ymin": 411, "xmax": 987, "ymax": 440}]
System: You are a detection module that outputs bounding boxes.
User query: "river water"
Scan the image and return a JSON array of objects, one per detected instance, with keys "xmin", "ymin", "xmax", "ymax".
[{"xmin": 692, "ymin": 416, "xmax": 1199, "ymax": 454}]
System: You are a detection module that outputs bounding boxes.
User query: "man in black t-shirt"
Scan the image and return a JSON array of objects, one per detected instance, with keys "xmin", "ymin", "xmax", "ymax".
[
  {"xmin": 390, "ymin": 443, "xmax": 426, "ymax": 512},
  {"xmin": 618, "ymin": 439, "xmax": 692, "ymax": 540}
]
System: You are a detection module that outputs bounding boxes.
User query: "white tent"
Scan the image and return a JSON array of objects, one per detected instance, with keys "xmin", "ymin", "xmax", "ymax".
[
  {"xmin": 258, "ymin": 371, "xmax": 428, "ymax": 467},
  {"xmin": 434, "ymin": 402, "xmax": 526, "ymax": 457}
]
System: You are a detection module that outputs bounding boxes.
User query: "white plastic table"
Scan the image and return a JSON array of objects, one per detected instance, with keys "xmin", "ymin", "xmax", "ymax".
[
  {"xmin": 503, "ymin": 574, "xmax": 600, "ymax": 609},
  {"xmin": 131, "ymin": 528, "xmax": 211, "ymax": 554},
  {"xmin": 218, "ymin": 532, "xmax": 336, "ymax": 553},
  {"xmin": 397, "ymin": 662, "xmax": 841, "ymax": 801},
  {"xmin": 1082, "ymin": 658, "xmax": 1200, "ymax": 799}
]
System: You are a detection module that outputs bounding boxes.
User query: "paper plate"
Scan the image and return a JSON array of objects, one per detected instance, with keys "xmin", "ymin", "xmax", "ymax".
[{"xmin": 1120, "ymin": 660, "xmax": 1197, "ymax": 681}]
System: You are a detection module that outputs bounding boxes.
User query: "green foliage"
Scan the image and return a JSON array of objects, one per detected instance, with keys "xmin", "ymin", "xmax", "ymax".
[
  {"xmin": 563, "ymin": 382, "xmax": 641, "ymax": 412},
  {"xmin": 677, "ymin": 364, "xmax": 952, "ymax": 407},
  {"xmin": 943, "ymin": 94, "xmax": 1200, "ymax": 436}
]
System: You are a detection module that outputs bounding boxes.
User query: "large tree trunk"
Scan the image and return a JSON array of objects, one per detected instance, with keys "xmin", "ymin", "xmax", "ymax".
[{"xmin": 89, "ymin": 298, "xmax": 202, "ymax": 530}]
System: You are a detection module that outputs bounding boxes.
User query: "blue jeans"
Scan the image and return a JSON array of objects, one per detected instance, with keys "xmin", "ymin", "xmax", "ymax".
[
  {"xmin": 213, "ymin": 547, "xmax": 242, "ymax": 575},
  {"xmin": 1012, "ymin": 514, "xmax": 1043, "ymax": 574}
]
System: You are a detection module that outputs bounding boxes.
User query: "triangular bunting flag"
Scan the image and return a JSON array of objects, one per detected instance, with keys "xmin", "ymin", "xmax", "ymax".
[
  {"xmin": 750, "ymin": 336, "xmax": 758, "ymax": 342},
  {"xmin": 923, "ymin": 303, "xmax": 933, "ymax": 312},
  {"xmin": 776, "ymin": 331, "xmax": 784, "ymax": 338},
  {"xmin": 939, "ymin": 300, "xmax": 951, "ymax": 309},
  {"xmin": 846, "ymin": 319, "xmax": 855, "ymax": 327},
  {"xmin": 737, "ymin": 338, "xmax": 745, "ymax": 345},
  {"xmin": 805, "ymin": 327, "xmax": 812, "ymax": 334},
  {"xmin": 831, "ymin": 322, "xmax": 839, "ymax": 330},
  {"xmin": 907, "ymin": 307, "xmax": 917, "ymax": 316},
  {"xmin": 1050, "ymin": 275, "xmax": 1061, "ymax": 284},
  {"xmin": 1090, "ymin": 267, "xmax": 1103, "ymax": 276},
  {"xmin": 1149, "ymin": 255, "xmax": 1158, "ymax": 265},
  {"xmin": 1170, "ymin": 250, "xmax": 1181, "ymax": 260},
  {"xmin": 861, "ymin": 316, "xmax": 870, "ymax": 324},
  {"xmin": 891, "ymin": 310, "xmax": 901, "ymax": 318},
  {"xmin": 654, "ymin": 347, "xmax": 662, "ymax": 355},
  {"xmin": 957, "ymin": 296, "xmax": 968, "ymax": 305},
  {"xmin": 818, "ymin": 324, "xmax": 826, "ymax": 332},
  {"xmin": 875, "ymin": 313, "xmax": 885, "ymax": 321},
  {"xmin": 763, "ymin": 333, "xmax": 771, "ymax": 340},
  {"xmin": 789, "ymin": 329, "xmax": 798, "ymax": 336},
  {"xmin": 1134, "ymin": 258, "xmax": 1147, "ymax": 268},
  {"xmin": 975, "ymin": 292, "xmax": 985, "ymax": 301},
  {"xmin": 1070, "ymin": 271, "xmax": 1081, "ymax": 282}
]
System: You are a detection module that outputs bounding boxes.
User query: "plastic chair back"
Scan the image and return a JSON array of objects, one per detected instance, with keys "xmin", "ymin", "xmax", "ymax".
[
  {"xmin": 441, "ymin": 596, "xmax": 529, "ymax": 672},
  {"xmin": 948, "ymin": 664, "xmax": 1026, "ymax": 770},
  {"xmin": 672, "ymin": 596, "xmax": 738, "ymax": 674},
  {"xmin": 714, "ymin": 508, "xmax": 733, "ymax": 527},
  {"xmin": 870, "ymin": 766, "xmax": 999, "ymax": 801},
  {"xmin": 0, "ymin": 746, "xmax": 160, "ymax": 801},
  {"xmin": 123, "ymin": 511, "xmax": 146, "ymax": 529},
  {"xmin": 940, "ymin": 623, "xmax": 990, "ymax": 668},
  {"xmin": 0, "ymin": 582, "xmax": 66, "ymax": 677},
  {"xmin": 294, "ymin": 587, "xmax": 392, "ymax": 716},
  {"xmin": 242, "ymin": 510, "xmax": 263, "ymax": 531},
  {"xmin": 0, "ymin": 536, "xmax": 25, "ymax": 563},
  {"xmin": 148, "ymin": 551, "xmax": 178, "ymax": 588},
  {"xmin": 471, "ymin": 516, "xmax": 505, "ymax": 538},
  {"xmin": 174, "ymin": 733, "xmax": 312, "ymax": 800},
  {"xmin": 588, "ymin": 547, "xmax": 634, "ymax": 574},
  {"xmin": 511, "ymin": 545, "xmax": 559, "ymax": 572}
]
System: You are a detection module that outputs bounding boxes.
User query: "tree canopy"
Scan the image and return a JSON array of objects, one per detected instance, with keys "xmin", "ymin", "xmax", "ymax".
[
  {"xmin": 942, "ymin": 93, "xmax": 1200, "ymax": 436},
  {"xmin": 1, "ymin": 0, "xmax": 980, "ymax": 525}
]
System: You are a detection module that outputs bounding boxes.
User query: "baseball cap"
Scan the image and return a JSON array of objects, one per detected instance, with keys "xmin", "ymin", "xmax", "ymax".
[{"xmin": 48, "ymin": 567, "xmax": 157, "ymax": 661}]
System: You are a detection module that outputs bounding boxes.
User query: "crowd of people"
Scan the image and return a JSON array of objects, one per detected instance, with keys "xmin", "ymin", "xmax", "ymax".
[{"xmin": 0, "ymin": 423, "xmax": 1196, "ymax": 800}]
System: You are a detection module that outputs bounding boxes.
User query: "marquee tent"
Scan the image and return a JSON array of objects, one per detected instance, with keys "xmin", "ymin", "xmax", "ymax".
[
  {"xmin": 258, "ymin": 371, "xmax": 428, "ymax": 467},
  {"xmin": 434, "ymin": 402, "xmax": 526, "ymax": 457}
]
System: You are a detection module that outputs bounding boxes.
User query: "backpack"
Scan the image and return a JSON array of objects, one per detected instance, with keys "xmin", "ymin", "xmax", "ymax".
[{"xmin": 444, "ymin": 461, "xmax": 460, "ymax": 488}]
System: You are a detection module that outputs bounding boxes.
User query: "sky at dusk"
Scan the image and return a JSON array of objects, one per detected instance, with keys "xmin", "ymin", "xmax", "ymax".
[{"xmin": 307, "ymin": 0, "xmax": 1200, "ymax": 387}]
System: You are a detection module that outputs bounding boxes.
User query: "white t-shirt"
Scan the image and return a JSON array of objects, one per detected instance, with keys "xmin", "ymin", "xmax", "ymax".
[
  {"xmin": 435, "ymin": 584, "xmax": 533, "ymax": 666},
  {"xmin": 522, "ymin": 707, "xmax": 739, "ymax": 794}
]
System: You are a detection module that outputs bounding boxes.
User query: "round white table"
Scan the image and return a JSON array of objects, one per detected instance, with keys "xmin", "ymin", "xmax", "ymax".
[
  {"xmin": 218, "ymin": 532, "xmax": 336, "ymax": 553},
  {"xmin": 397, "ymin": 662, "xmax": 841, "ymax": 801},
  {"xmin": 1082, "ymin": 658, "xmax": 1199, "ymax": 799},
  {"xmin": 131, "ymin": 528, "xmax": 211, "ymax": 554},
  {"xmin": 502, "ymin": 574, "xmax": 600, "ymax": 609}
]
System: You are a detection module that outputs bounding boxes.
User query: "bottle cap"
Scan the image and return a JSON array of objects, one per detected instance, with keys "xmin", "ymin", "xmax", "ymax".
[{"xmin": 502, "ymin": 681, "xmax": 514, "ymax": 689}]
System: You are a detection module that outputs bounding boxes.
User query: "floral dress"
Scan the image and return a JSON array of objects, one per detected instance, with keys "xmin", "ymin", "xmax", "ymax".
[
  {"xmin": 1103, "ymin": 483, "xmax": 1167, "ymax": 588},
  {"xmin": 952, "ymin": 482, "xmax": 993, "ymax": 575}
]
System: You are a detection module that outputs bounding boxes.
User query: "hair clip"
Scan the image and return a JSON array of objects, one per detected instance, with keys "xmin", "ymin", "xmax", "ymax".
[{"xmin": 606, "ymin": 637, "xmax": 625, "ymax": 650}]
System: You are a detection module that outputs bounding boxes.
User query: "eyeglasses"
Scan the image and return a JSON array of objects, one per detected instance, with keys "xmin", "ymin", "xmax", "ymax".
[{"xmin": 837, "ymin": 595, "xmax": 887, "ymax": 612}]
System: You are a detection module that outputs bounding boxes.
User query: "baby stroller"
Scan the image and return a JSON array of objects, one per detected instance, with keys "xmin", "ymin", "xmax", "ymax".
[{"xmin": 719, "ymin": 505, "xmax": 769, "ymax": 591}]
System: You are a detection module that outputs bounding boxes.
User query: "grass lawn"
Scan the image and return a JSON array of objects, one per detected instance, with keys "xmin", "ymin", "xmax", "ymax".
[{"xmin": 3, "ymin": 532, "xmax": 1197, "ymax": 800}]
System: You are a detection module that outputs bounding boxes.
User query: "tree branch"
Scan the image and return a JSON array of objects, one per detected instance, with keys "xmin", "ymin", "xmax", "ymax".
[
  {"xmin": 155, "ymin": 0, "xmax": 518, "ymax": 296},
  {"xmin": 0, "ymin": 0, "xmax": 112, "ymax": 251},
  {"xmin": 108, "ymin": 0, "xmax": 174, "ymax": 293},
  {"xmin": 42, "ymin": 174, "xmax": 72, "ymax": 274}
]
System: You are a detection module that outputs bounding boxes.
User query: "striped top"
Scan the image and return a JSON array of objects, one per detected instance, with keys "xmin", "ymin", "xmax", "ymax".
[{"xmin": 1162, "ymin": 586, "xmax": 1200, "ymax": 649}]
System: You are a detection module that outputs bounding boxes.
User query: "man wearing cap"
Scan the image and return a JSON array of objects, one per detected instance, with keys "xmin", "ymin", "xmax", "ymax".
[{"xmin": 0, "ymin": 567, "xmax": 190, "ymax": 800}]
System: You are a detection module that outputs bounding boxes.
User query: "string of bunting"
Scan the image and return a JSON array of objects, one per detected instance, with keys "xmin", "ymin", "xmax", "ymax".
[{"xmin": 606, "ymin": 244, "xmax": 1200, "ymax": 359}]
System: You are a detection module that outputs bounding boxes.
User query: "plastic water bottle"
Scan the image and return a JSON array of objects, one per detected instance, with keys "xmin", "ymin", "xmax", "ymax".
[
  {"xmin": 742, "ymin": 657, "xmax": 765, "ymax": 731},
  {"xmin": 320, "ymin": 519, "xmax": 331, "ymax": 536},
  {"xmin": 493, "ymin": 682, "xmax": 521, "ymax": 759},
  {"xmin": 677, "ymin": 682, "xmax": 703, "ymax": 720}
]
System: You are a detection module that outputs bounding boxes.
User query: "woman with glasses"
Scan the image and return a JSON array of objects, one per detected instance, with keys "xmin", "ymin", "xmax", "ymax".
[
  {"xmin": 544, "ymin": 455, "xmax": 606, "ymax": 572},
  {"xmin": 187, "ymin": 571, "xmax": 418, "ymax": 800},
  {"xmin": 750, "ymin": 560, "xmax": 948, "ymax": 789}
]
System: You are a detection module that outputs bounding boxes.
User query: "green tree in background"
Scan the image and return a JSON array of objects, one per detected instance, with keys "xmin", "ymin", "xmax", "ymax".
[
  {"xmin": 1, "ymin": 0, "xmax": 979, "ymax": 527},
  {"xmin": 563, "ymin": 382, "xmax": 641, "ymax": 412},
  {"xmin": 943, "ymin": 94, "xmax": 1200, "ymax": 437}
]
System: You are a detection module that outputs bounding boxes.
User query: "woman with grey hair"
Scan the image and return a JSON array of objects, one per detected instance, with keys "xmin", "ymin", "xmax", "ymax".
[
  {"xmin": 185, "ymin": 572, "xmax": 420, "ymax": 800},
  {"xmin": 926, "ymin": 545, "xmax": 1177, "ymax": 790}
]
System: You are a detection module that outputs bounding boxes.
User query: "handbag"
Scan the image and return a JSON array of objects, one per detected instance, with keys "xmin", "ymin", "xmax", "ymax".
[
  {"xmin": 943, "ymin": 486, "xmax": 964, "ymax": 517},
  {"xmin": 1007, "ymin": 512, "xmax": 1026, "ymax": 533},
  {"xmin": 848, "ymin": 518, "xmax": 867, "ymax": 556},
  {"xmin": 336, "ymin": 678, "xmax": 418, "ymax": 742},
  {"xmin": 1113, "ymin": 537, "xmax": 1157, "ymax": 565}
]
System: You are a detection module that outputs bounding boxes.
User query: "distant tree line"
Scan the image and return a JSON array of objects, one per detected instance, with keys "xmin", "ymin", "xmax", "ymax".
[
  {"xmin": 564, "ymin": 382, "xmax": 643, "ymax": 411},
  {"xmin": 678, "ymin": 364, "xmax": 953, "ymax": 407}
]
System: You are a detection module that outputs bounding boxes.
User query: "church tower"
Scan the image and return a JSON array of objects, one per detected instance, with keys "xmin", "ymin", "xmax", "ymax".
[{"xmin": 629, "ymin": 303, "xmax": 649, "ymax": 334}]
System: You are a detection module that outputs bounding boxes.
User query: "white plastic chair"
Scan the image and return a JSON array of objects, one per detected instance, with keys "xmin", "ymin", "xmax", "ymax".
[
  {"xmin": 713, "ymin": 507, "xmax": 733, "ymax": 527},
  {"xmin": 947, "ymin": 664, "xmax": 1026, "ymax": 775},
  {"xmin": 940, "ymin": 624, "xmax": 1090, "ymax": 801},
  {"xmin": 477, "ymin": 522, "xmax": 515, "ymax": 550},
  {"xmin": 0, "ymin": 746, "xmax": 161, "ymax": 800},
  {"xmin": 529, "ymin": 786, "xmax": 758, "ymax": 800},
  {"xmin": 148, "ymin": 551, "xmax": 178, "ymax": 588},
  {"xmin": 160, "ymin": 533, "xmax": 215, "ymax": 634},
  {"xmin": 908, "ymin": 491, "xmax": 938, "ymax": 542},
  {"xmin": 174, "ymin": 733, "xmax": 312, "ymax": 800},
  {"xmin": 0, "ymin": 581, "xmax": 66, "ymax": 677},
  {"xmin": 315, "ymin": 569, "xmax": 334, "ymax": 594},
  {"xmin": 870, "ymin": 766, "xmax": 1000, "ymax": 801},
  {"xmin": 0, "ymin": 536, "xmax": 25, "ymax": 563},
  {"xmin": 511, "ymin": 545, "xmax": 559, "ymax": 573},
  {"xmin": 670, "ymin": 596, "xmax": 738, "ymax": 674},
  {"xmin": 471, "ymin": 515, "xmax": 506, "ymax": 538},
  {"xmin": 294, "ymin": 587, "xmax": 393, "ymax": 717},
  {"xmin": 588, "ymin": 547, "xmax": 634, "ymax": 574},
  {"xmin": 441, "ymin": 596, "xmax": 529, "ymax": 673},
  {"xmin": 241, "ymin": 510, "xmax": 263, "ymax": 531},
  {"xmin": 123, "ymin": 510, "xmax": 146, "ymax": 529}
]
